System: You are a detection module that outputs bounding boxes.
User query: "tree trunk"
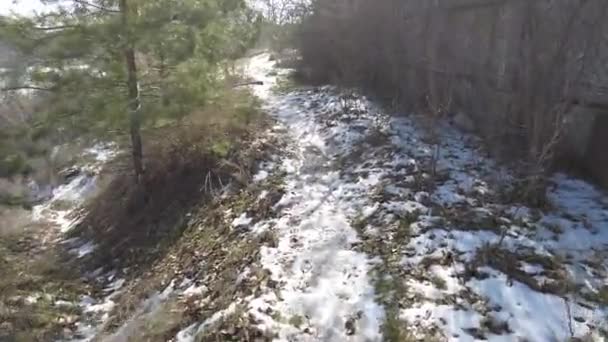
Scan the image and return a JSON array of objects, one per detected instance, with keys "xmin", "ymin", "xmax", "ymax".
[
  {"xmin": 159, "ymin": 49, "xmax": 170, "ymax": 107},
  {"xmin": 119, "ymin": 0, "xmax": 144, "ymax": 183}
]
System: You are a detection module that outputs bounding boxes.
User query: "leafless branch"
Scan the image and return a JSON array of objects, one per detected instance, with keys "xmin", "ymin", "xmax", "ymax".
[
  {"xmin": 73, "ymin": 0, "xmax": 120, "ymax": 13},
  {"xmin": 1, "ymin": 85, "xmax": 55, "ymax": 92}
]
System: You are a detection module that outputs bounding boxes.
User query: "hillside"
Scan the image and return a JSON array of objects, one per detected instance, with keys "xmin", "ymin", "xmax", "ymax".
[
  {"xmin": 1, "ymin": 0, "xmax": 608, "ymax": 340},
  {"xmin": 2, "ymin": 52, "xmax": 606, "ymax": 341}
]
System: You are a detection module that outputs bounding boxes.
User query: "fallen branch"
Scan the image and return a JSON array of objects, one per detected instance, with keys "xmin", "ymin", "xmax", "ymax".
[
  {"xmin": 232, "ymin": 81, "xmax": 264, "ymax": 88},
  {"xmin": 1, "ymin": 85, "xmax": 55, "ymax": 92}
]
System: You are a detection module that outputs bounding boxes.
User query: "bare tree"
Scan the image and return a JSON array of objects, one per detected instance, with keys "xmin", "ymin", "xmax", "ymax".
[{"xmin": 297, "ymin": 0, "xmax": 608, "ymax": 188}]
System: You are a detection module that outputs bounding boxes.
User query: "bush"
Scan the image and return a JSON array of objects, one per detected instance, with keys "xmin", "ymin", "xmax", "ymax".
[
  {"xmin": 68, "ymin": 90, "xmax": 267, "ymax": 273},
  {"xmin": 296, "ymin": 0, "xmax": 608, "ymax": 177},
  {"xmin": 0, "ymin": 154, "xmax": 31, "ymax": 178}
]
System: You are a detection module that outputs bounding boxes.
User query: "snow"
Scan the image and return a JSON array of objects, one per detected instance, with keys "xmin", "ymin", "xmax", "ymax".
[
  {"xmin": 70, "ymin": 241, "xmax": 97, "ymax": 258},
  {"xmin": 24, "ymin": 295, "xmax": 39, "ymax": 304},
  {"xmin": 183, "ymin": 283, "xmax": 208, "ymax": 297},
  {"xmin": 250, "ymin": 162, "xmax": 385, "ymax": 340},
  {"xmin": 246, "ymin": 53, "xmax": 282, "ymax": 99},
  {"xmin": 254, "ymin": 170, "xmax": 270, "ymax": 182},
  {"xmin": 32, "ymin": 143, "xmax": 116, "ymax": 233},
  {"xmin": 102, "ymin": 281, "xmax": 177, "ymax": 342},
  {"xmin": 21, "ymin": 143, "xmax": 120, "ymax": 341},
  {"xmin": 469, "ymin": 269, "xmax": 605, "ymax": 341},
  {"xmin": 71, "ymin": 276, "xmax": 126, "ymax": 341},
  {"xmin": 401, "ymin": 303, "xmax": 485, "ymax": 341},
  {"xmin": 175, "ymin": 301, "xmax": 240, "ymax": 342},
  {"xmin": 241, "ymin": 53, "xmax": 386, "ymax": 341},
  {"xmin": 232, "ymin": 212, "xmax": 253, "ymax": 227},
  {"xmin": 388, "ymin": 122, "xmax": 608, "ymax": 339},
  {"xmin": 236, "ymin": 52, "xmax": 608, "ymax": 341},
  {"xmin": 175, "ymin": 324, "xmax": 198, "ymax": 342},
  {"xmin": 519, "ymin": 261, "xmax": 545, "ymax": 275}
]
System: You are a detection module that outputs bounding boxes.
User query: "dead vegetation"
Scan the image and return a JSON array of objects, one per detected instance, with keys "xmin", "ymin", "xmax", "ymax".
[
  {"xmin": 351, "ymin": 208, "xmax": 420, "ymax": 341},
  {"xmin": 466, "ymin": 246, "xmax": 574, "ymax": 296},
  {"xmin": 0, "ymin": 228, "xmax": 96, "ymax": 341},
  {"xmin": 296, "ymin": 0, "xmax": 608, "ymax": 192},
  {"xmin": 78, "ymin": 117, "xmax": 290, "ymax": 340},
  {"xmin": 0, "ymin": 74, "xmax": 285, "ymax": 341},
  {"xmin": 67, "ymin": 89, "xmax": 268, "ymax": 273},
  {"xmin": 96, "ymin": 162, "xmax": 286, "ymax": 341}
]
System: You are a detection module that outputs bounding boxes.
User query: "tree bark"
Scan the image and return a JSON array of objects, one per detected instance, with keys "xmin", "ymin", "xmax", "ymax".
[{"xmin": 119, "ymin": 0, "xmax": 144, "ymax": 183}]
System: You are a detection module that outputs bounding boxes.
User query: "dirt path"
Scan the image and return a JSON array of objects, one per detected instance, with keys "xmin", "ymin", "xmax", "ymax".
[{"xmin": 241, "ymin": 55, "xmax": 390, "ymax": 341}]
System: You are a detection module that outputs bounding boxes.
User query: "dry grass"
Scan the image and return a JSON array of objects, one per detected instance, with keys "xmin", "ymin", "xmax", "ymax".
[
  {"xmin": 82, "ymin": 100, "xmax": 286, "ymax": 339},
  {"xmin": 0, "ymin": 205, "xmax": 32, "ymax": 236},
  {"xmin": 68, "ymin": 89, "xmax": 268, "ymax": 273},
  {"xmin": 0, "ymin": 72, "xmax": 273, "ymax": 341},
  {"xmin": 467, "ymin": 245, "xmax": 575, "ymax": 296},
  {"xmin": 97, "ymin": 169, "xmax": 286, "ymax": 341},
  {"xmin": 0, "ymin": 231, "xmax": 94, "ymax": 341},
  {"xmin": 382, "ymin": 309, "xmax": 417, "ymax": 342},
  {"xmin": 0, "ymin": 194, "xmax": 91, "ymax": 341}
]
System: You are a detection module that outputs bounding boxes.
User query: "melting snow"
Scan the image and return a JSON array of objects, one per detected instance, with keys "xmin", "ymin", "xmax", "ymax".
[
  {"xmin": 32, "ymin": 143, "xmax": 116, "ymax": 233},
  {"xmin": 24, "ymin": 143, "xmax": 120, "ymax": 341},
  {"xmin": 254, "ymin": 170, "xmax": 270, "ymax": 182},
  {"xmin": 232, "ymin": 212, "xmax": 253, "ymax": 227},
  {"xmin": 70, "ymin": 241, "xmax": 97, "ymax": 258},
  {"xmin": 243, "ymin": 53, "xmax": 385, "ymax": 341},
  {"xmin": 169, "ymin": 53, "xmax": 608, "ymax": 341},
  {"xmin": 469, "ymin": 268, "xmax": 604, "ymax": 341}
]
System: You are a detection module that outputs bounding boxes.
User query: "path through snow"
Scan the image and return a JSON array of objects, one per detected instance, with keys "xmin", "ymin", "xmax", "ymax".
[
  {"xmin": 235, "ymin": 53, "xmax": 608, "ymax": 341},
  {"xmin": 243, "ymin": 54, "xmax": 386, "ymax": 341}
]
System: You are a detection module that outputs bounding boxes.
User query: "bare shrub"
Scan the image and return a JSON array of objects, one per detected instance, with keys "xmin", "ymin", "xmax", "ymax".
[{"xmin": 68, "ymin": 91, "xmax": 266, "ymax": 273}]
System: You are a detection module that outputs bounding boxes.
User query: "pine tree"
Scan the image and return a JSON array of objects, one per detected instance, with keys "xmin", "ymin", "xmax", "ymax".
[{"xmin": 0, "ymin": 0, "xmax": 260, "ymax": 183}]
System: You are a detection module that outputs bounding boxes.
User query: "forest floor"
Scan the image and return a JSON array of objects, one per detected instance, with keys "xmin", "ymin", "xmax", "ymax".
[{"xmin": 2, "ymin": 52, "xmax": 607, "ymax": 342}]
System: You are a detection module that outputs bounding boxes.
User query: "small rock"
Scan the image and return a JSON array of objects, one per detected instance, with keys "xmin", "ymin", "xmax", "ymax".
[
  {"xmin": 345, "ymin": 318, "xmax": 356, "ymax": 336},
  {"xmin": 59, "ymin": 167, "xmax": 82, "ymax": 182},
  {"xmin": 463, "ymin": 327, "xmax": 485, "ymax": 339},
  {"xmin": 266, "ymin": 279, "xmax": 278, "ymax": 289}
]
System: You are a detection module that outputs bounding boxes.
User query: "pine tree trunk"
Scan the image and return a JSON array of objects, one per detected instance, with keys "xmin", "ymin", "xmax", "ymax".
[
  {"xmin": 159, "ymin": 50, "xmax": 170, "ymax": 107},
  {"xmin": 119, "ymin": 0, "xmax": 144, "ymax": 183}
]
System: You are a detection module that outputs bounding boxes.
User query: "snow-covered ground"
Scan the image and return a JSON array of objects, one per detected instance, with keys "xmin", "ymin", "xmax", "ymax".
[
  {"xmin": 32, "ymin": 144, "xmax": 115, "ymax": 237},
  {"xmin": 217, "ymin": 53, "xmax": 608, "ymax": 341},
  {"xmin": 27, "ymin": 52, "xmax": 607, "ymax": 341},
  {"xmin": 244, "ymin": 55, "xmax": 386, "ymax": 341},
  {"xmin": 27, "ymin": 143, "xmax": 128, "ymax": 341}
]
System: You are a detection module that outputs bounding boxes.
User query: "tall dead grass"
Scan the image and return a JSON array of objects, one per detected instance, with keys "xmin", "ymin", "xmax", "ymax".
[{"xmin": 0, "ymin": 228, "xmax": 92, "ymax": 341}]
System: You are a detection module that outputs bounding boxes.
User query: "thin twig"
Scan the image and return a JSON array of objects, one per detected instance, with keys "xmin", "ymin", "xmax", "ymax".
[{"xmin": 564, "ymin": 297, "xmax": 574, "ymax": 338}]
